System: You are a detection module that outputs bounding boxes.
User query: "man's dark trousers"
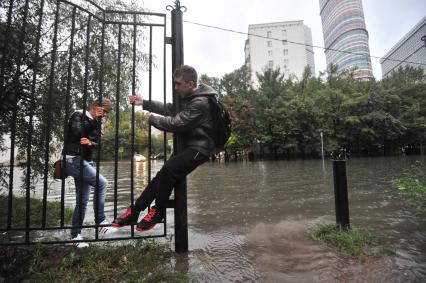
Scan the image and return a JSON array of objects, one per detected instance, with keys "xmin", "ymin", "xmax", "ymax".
[{"xmin": 134, "ymin": 148, "xmax": 209, "ymax": 213}]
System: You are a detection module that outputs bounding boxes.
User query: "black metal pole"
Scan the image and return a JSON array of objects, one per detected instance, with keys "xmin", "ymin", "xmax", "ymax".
[
  {"xmin": 332, "ymin": 159, "xmax": 350, "ymax": 229},
  {"xmin": 169, "ymin": 0, "xmax": 187, "ymax": 253}
]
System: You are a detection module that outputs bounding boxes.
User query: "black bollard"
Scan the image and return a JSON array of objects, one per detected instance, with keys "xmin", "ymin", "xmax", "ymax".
[{"xmin": 332, "ymin": 160, "xmax": 350, "ymax": 229}]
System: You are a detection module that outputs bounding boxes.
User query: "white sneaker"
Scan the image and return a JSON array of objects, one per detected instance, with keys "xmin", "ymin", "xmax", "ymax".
[
  {"xmin": 72, "ymin": 234, "xmax": 89, "ymax": 248},
  {"xmin": 98, "ymin": 220, "xmax": 118, "ymax": 236}
]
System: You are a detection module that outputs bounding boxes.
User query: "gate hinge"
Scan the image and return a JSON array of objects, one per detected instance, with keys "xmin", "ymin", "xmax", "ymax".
[{"xmin": 165, "ymin": 37, "xmax": 172, "ymax": 44}]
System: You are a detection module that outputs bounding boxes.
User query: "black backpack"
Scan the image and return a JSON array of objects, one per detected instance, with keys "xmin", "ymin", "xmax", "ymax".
[{"xmin": 207, "ymin": 95, "xmax": 231, "ymax": 149}]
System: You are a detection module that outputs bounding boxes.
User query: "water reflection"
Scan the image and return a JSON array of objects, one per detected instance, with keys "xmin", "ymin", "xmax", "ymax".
[{"xmin": 134, "ymin": 161, "xmax": 148, "ymax": 189}]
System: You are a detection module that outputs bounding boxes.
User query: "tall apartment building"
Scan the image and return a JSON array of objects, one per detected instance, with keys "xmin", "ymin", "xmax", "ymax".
[
  {"xmin": 319, "ymin": 0, "xmax": 373, "ymax": 79},
  {"xmin": 245, "ymin": 20, "xmax": 315, "ymax": 83},
  {"xmin": 380, "ymin": 16, "xmax": 426, "ymax": 78}
]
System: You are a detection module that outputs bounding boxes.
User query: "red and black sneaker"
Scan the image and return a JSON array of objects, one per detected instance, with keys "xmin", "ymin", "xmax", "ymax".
[
  {"xmin": 112, "ymin": 206, "xmax": 139, "ymax": 227},
  {"xmin": 136, "ymin": 206, "xmax": 165, "ymax": 232}
]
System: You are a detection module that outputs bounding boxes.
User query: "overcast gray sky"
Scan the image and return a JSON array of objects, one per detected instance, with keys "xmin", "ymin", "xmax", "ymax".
[{"xmin": 141, "ymin": 0, "xmax": 425, "ymax": 80}]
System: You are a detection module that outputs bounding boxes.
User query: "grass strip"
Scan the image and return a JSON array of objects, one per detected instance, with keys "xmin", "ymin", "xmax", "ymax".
[
  {"xmin": 1, "ymin": 241, "xmax": 188, "ymax": 282},
  {"xmin": 312, "ymin": 224, "xmax": 392, "ymax": 261},
  {"xmin": 0, "ymin": 195, "xmax": 73, "ymax": 228}
]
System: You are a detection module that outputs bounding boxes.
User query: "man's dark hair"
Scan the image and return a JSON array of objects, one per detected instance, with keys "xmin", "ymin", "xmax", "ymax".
[
  {"xmin": 91, "ymin": 97, "xmax": 112, "ymax": 112},
  {"xmin": 173, "ymin": 65, "xmax": 198, "ymax": 84}
]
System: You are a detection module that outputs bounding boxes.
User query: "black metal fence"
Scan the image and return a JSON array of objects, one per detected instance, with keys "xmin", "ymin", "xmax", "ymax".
[{"xmin": 0, "ymin": 0, "xmax": 186, "ymax": 250}]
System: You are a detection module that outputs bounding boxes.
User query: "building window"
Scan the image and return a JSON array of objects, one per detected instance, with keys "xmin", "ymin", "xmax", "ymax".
[
  {"xmin": 283, "ymin": 49, "xmax": 288, "ymax": 56},
  {"xmin": 267, "ymin": 31, "xmax": 272, "ymax": 38},
  {"xmin": 267, "ymin": 41, "xmax": 272, "ymax": 47},
  {"xmin": 283, "ymin": 58, "xmax": 289, "ymax": 69},
  {"xmin": 268, "ymin": 50, "xmax": 273, "ymax": 56},
  {"xmin": 268, "ymin": 60, "xmax": 274, "ymax": 69},
  {"xmin": 282, "ymin": 29, "xmax": 287, "ymax": 37},
  {"xmin": 282, "ymin": 40, "xmax": 287, "ymax": 45}
]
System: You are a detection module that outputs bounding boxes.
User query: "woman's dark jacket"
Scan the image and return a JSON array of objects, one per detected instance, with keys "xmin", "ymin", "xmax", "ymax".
[
  {"xmin": 144, "ymin": 84, "xmax": 217, "ymax": 156},
  {"xmin": 64, "ymin": 110, "xmax": 100, "ymax": 161}
]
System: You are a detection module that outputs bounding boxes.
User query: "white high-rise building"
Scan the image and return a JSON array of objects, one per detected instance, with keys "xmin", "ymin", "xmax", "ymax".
[{"xmin": 245, "ymin": 20, "xmax": 315, "ymax": 84}]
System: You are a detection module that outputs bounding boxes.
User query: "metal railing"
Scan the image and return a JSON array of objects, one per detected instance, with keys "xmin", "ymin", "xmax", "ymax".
[{"xmin": 0, "ymin": 0, "xmax": 187, "ymax": 251}]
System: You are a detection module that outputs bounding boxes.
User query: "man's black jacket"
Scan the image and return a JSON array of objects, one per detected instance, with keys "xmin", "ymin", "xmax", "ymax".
[{"xmin": 144, "ymin": 84, "xmax": 217, "ymax": 156}]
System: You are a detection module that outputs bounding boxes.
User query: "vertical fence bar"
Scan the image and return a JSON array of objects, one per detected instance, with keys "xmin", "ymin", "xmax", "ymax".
[
  {"xmin": 8, "ymin": 0, "xmax": 30, "ymax": 240},
  {"xmin": 61, "ymin": 6, "xmax": 77, "ymax": 227},
  {"xmin": 79, "ymin": 14, "xmax": 92, "ymax": 230},
  {"xmin": 0, "ymin": 0, "xmax": 14, "ymax": 99},
  {"xmin": 163, "ymin": 16, "xmax": 167, "ymax": 164},
  {"xmin": 149, "ymin": 24, "xmax": 163, "ymax": 235},
  {"xmin": 131, "ymin": 14, "xmax": 136, "ymax": 222},
  {"xmin": 148, "ymin": 26, "xmax": 153, "ymax": 182},
  {"xmin": 95, "ymin": 11, "xmax": 106, "ymax": 233},
  {"xmin": 16, "ymin": 0, "xmax": 29, "ymax": 240},
  {"xmin": 4, "ymin": 0, "xmax": 14, "ymax": 227},
  {"xmin": 42, "ymin": 0, "xmax": 60, "ymax": 229},
  {"xmin": 162, "ymin": 16, "xmax": 168, "ymax": 237},
  {"xmin": 94, "ymin": 11, "xmax": 106, "ymax": 239},
  {"xmin": 113, "ymin": 24, "xmax": 122, "ymax": 222},
  {"xmin": 332, "ymin": 160, "xmax": 350, "ymax": 229},
  {"xmin": 93, "ymin": 11, "xmax": 106, "ymax": 239},
  {"xmin": 26, "ymin": 0, "xmax": 45, "ymax": 229},
  {"xmin": 170, "ymin": 3, "xmax": 187, "ymax": 253}
]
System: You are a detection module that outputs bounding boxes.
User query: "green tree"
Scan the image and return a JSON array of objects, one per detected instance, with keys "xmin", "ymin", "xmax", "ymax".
[
  {"xmin": 384, "ymin": 66, "xmax": 426, "ymax": 155},
  {"xmin": 0, "ymin": 0, "xmax": 150, "ymax": 191},
  {"xmin": 256, "ymin": 68, "xmax": 286, "ymax": 159},
  {"xmin": 219, "ymin": 65, "xmax": 257, "ymax": 157}
]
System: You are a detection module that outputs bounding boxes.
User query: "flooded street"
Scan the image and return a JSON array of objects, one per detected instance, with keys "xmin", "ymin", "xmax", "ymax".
[
  {"xmin": 3, "ymin": 156, "xmax": 426, "ymax": 282},
  {"xmin": 183, "ymin": 156, "xmax": 426, "ymax": 282}
]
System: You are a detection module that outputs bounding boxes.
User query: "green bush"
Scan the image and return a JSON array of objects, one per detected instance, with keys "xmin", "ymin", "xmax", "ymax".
[{"xmin": 393, "ymin": 161, "xmax": 426, "ymax": 214}]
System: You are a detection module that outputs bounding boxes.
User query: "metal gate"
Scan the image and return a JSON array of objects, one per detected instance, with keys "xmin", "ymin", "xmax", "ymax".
[{"xmin": 0, "ymin": 0, "xmax": 187, "ymax": 251}]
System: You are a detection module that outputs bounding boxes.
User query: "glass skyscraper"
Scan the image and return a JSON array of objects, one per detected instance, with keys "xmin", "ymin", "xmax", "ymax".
[
  {"xmin": 380, "ymin": 16, "xmax": 426, "ymax": 78},
  {"xmin": 319, "ymin": 0, "xmax": 373, "ymax": 79}
]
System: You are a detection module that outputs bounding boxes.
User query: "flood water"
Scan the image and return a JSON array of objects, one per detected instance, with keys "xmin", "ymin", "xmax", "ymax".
[
  {"xmin": 184, "ymin": 156, "xmax": 426, "ymax": 282},
  {"xmin": 3, "ymin": 155, "xmax": 426, "ymax": 282}
]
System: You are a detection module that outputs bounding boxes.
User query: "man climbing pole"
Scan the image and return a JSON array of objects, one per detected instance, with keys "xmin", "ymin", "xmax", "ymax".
[{"xmin": 112, "ymin": 65, "xmax": 223, "ymax": 231}]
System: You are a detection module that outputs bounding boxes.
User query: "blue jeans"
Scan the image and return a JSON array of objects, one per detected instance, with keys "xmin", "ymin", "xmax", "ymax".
[{"xmin": 66, "ymin": 157, "xmax": 108, "ymax": 238}]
